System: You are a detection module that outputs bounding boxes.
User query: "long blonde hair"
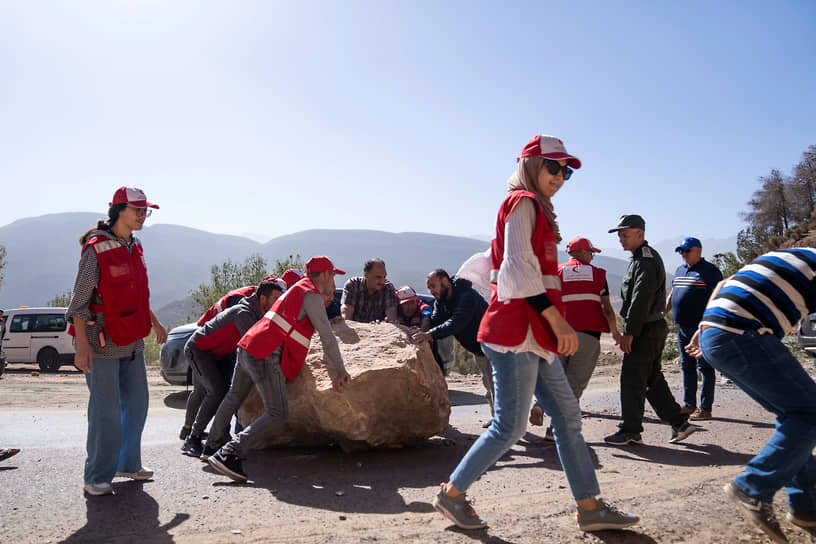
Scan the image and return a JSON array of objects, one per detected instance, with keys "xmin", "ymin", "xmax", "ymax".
[{"xmin": 506, "ymin": 156, "xmax": 561, "ymax": 242}]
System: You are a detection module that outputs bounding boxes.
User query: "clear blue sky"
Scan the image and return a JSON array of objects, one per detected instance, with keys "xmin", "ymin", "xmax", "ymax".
[{"xmin": 1, "ymin": 1, "xmax": 814, "ymax": 250}]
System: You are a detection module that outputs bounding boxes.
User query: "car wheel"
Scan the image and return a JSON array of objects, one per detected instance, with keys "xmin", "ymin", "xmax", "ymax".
[{"xmin": 37, "ymin": 347, "xmax": 61, "ymax": 373}]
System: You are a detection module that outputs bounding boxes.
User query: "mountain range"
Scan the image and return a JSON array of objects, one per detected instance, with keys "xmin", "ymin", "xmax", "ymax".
[{"xmin": 1, "ymin": 213, "xmax": 734, "ymax": 325}]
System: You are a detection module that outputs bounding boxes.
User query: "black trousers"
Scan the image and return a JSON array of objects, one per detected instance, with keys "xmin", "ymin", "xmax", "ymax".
[{"xmin": 620, "ymin": 319, "xmax": 686, "ymax": 433}]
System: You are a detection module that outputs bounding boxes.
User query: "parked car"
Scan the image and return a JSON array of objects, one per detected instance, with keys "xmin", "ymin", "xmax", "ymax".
[
  {"xmin": 159, "ymin": 289, "xmax": 436, "ymax": 385},
  {"xmin": 797, "ymin": 312, "xmax": 816, "ymax": 358},
  {"xmin": 1, "ymin": 307, "xmax": 75, "ymax": 372},
  {"xmin": 159, "ymin": 322, "xmax": 197, "ymax": 386}
]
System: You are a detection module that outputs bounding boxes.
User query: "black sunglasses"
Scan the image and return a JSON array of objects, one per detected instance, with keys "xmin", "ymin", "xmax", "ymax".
[{"xmin": 542, "ymin": 159, "xmax": 573, "ymax": 180}]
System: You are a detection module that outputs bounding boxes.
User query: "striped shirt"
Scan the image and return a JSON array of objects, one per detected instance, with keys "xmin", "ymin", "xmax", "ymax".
[{"xmin": 700, "ymin": 248, "xmax": 816, "ymax": 337}]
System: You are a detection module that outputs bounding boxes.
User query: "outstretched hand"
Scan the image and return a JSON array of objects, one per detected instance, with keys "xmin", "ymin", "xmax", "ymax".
[{"xmin": 332, "ymin": 369, "xmax": 351, "ymax": 392}]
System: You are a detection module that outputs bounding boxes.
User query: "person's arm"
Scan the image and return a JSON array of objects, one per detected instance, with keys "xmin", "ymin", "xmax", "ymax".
[
  {"xmin": 619, "ymin": 260, "xmax": 658, "ymax": 353},
  {"xmin": 419, "ymin": 315, "xmax": 431, "ymax": 332},
  {"xmin": 66, "ymin": 248, "xmax": 100, "ymax": 372},
  {"xmin": 150, "ymin": 310, "xmax": 167, "ymax": 344},
  {"xmin": 665, "ymin": 287, "xmax": 673, "ymax": 315},
  {"xmin": 602, "ymin": 294, "xmax": 622, "ymax": 345},
  {"xmin": 541, "ymin": 306, "xmax": 578, "ymax": 356},
  {"xmin": 684, "ymin": 276, "xmax": 731, "ymax": 359},
  {"xmin": 339, "ymin": 279, "xmax": 355, "ymax": 321},
  {"xmin": 303, "ymin": 292, "xmax": 350, "ymax": 391},
  {"xmin": 496, "ymin": 198, "xmax": 551, "ymax": 302}
]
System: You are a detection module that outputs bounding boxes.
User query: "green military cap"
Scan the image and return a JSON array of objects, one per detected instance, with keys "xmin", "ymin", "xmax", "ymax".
[{"xmin": 608, "ymin": 214, "xmax": 646, "ymax": 233}]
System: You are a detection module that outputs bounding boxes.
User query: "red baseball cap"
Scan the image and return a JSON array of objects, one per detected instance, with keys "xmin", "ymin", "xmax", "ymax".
[
  {"xmin": 396, "ymin": 285, "xmax": 419, "ymax": 305},
  {"xmin": 566, "ymin": 237, "xmax": 601, "ymax": 253},
  {"xmin": 305, "ymin": 256, "xmax": 346, "ymax": 275},
  {"xmin": 519, "ymin": 135, "xmax": 581, "ymax": 169},
  {"xmin": 280, "ymin": 269, "xmax": 305, "ymax": 287},
  {"xmin": 110, "ymin": 186, "xmax": 159, "ymax": 209}
]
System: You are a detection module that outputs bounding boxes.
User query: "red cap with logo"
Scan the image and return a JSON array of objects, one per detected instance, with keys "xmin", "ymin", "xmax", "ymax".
[
  {"xmin": 396, "ymin": 285, "xmax": 419, "ymax": 305},
  {"xmin": 110, "ymin": 186, "xmax": 159, "ymax": 209},
  {"xmin": 566, "ymin": 237, "xmax": 601, "ymax": 253},
  {"xmin": 305, "ymin": 256, "xmax": 346, "ymax": 275},
  {"xmin": 280, "ymin": 269, "xmax": 305, "ymax": 287},
  {"xmin": 519, "ymin": 135, "xmax": 581, "ymax": 169}
]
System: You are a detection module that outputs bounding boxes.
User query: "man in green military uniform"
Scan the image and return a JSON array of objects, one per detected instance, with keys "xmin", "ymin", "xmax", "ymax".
[{"xmin": 604, "ymin": 215, "xmax": 698, "ymax": 446}]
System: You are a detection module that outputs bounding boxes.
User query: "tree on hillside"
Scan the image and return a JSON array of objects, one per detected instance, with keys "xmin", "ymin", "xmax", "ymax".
[
  {"xmin": 711, "ymin": 252, "xmax": 742, "ymax": 278},
  {"xmin": 189, "ymin": 253, "xmax": 305, "ymax": 316},
  {"xmin": 46, "ymin": 290, "xmax": 73, "ymax": 307},
  {"xmin": 0, "ymin": 244, "xmax": 6, "ymax": 290},
  {"xmin": 789, "ymin": 145, "xmax": 816, "ymax": 221},
  {"xmin": 741, "ymin": 169, "xmax": 795, "ymax": 236}
]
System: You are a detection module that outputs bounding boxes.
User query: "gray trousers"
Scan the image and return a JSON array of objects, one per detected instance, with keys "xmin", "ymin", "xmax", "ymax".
[
  {"xmin": 533, "ymin": 332, "xmax": 600, "ymax": 410},
  {"xmin": 474, "ymin": 353, "xmax": 495, "ymax": 415},
  {"xmin": 560, "ymin": 332, "xmax": 601, "ymax": 401},
  {"xmin": 206, "ymin": 347, "xmax": 289, "ymax": 457}
]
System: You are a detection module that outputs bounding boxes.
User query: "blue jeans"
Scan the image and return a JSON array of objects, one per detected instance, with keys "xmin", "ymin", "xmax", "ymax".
[
  {"xmin": 678, "ymin": 324, "xmax": 715, "ymax": 411},
  {"xmin": 83, "ymin": 352, "xmax": 149, "ymax": 485},
  {"xmin": 450, "ymin": 344, "xmax": 600, "ymax": 501},
  {"xmin": 700, "ymin": 327, "xmax": 816, "ymax": 509}
]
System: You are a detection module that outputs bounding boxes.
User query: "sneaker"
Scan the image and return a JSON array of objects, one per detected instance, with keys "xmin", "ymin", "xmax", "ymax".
[
  {"xmin": 543, "ymin": 426, "xmax": 555, "ymax": 442},
  {"xmin": 577, "ymin": 499, "xmax": 639, "ymax": 531},
  {"xmin": 83, "ymin": 482, "xmax": 114, "ymax": 496},
  {"xmin": 724, "ymin": 482, "xmax": 789, "ymax": 543},
  {"xmin": 669, "ymin": 422, "xmax": 699, "ymax": 443},
  {"xmin": 690, "ymin": 409, "xmax": 712, "ymax": 421},
  {"xmin": 179, "ymin": 426, "xmax": 192, "ymax": 440},
  {"xmin": 604, "ymin": 430, "xmax": 643, "ymax": 446},
  {"xmin": 208, "ymin": 451, "xmax": 247, "ymax": 483},
  {"xmin": 529, "ymin": 404, "xmax": 544, "ymax": 426},
  {"xmin": 787, "ymin": 509, "xmax": 816, "ymax": 528},
  {"xmin": 0, "ymin": 448, "xmax": 20, "ymax": 462},
  {"xmin": 200, "ymin": 444, "xmax": 219, "ymax": 461},
  {"xmin": 115, "ymin": 467, "xmax": 154, "ymax": 480},
  {"xmin": 181, "ymin": 436, "xmax": 204, "ymax": 458},
  {"xmin": 679, "ymin": 406, "xmax": 696, "ymax": 415},
  {"xmin": 432, "ymin": 483, "xmax": 487, "ymax": 530}
]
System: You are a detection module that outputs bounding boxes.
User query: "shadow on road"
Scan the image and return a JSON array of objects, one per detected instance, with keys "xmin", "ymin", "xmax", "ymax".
[
  {"xmin": 59, "ymin": 482, "xmax": 189, "ymax": 543},
  {"xmin": 201, "ymin": 425, "xmax": 482, "ymax": 516},
  {"xmin": 593, "ymin": 441, "xmax": 754, "ymax": 467},
  {"xmin": 449, "ymin": 388, "xmax": 489, "ymax": 407},
  {"xmin": 584, "ymin": 410, "xmax": 774, "ymax": 430},
  {"xmin": 164, "ymin": 390, "xmax": 191, "ymax": 409}
]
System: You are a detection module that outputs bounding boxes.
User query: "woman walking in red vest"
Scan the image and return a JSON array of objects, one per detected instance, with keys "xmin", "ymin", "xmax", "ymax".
[
  {"xmin": 432, "ymin": 135, "xmax": 639, "ymax": 533},
  {"xmin": 66, "ymin": 186, "xmax": 167, "ymax": 496}
]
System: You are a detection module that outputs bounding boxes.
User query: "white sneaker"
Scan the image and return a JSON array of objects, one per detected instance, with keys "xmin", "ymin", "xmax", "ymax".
[
  {"xmin": 83, "ymin": 482, "xmax": 114, "ymax": 496},
  {"xmin": 115, "ymin": 467, "xmax": 154, "ymax": 480}
]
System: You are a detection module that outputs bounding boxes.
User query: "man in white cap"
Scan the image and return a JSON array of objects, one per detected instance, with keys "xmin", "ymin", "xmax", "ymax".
[{"xmin": 529, "ymin": 237, "xmax": 621, "ymax": 438}]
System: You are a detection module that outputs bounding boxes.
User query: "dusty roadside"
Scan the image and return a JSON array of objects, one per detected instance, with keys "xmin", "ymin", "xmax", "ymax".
[{"xmin": 0, "ymin": 343, "xmax": 814, "ymax": 544}]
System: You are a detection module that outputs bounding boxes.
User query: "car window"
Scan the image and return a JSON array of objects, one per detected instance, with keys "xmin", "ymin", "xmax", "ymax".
[
  {"xmin": 9, "ymin": 315, "xmax": 34, "ymax": 332},
  {"xmin": 33, "ymin": 314, "xmax": 67, "ymax": 332}
]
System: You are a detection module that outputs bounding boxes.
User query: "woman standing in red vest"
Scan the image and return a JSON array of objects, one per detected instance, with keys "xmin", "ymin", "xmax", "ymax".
[
  {"xmin": 432, "ymin": 135, "xmax": 639, "ymax": 533},
  {"xmin": 66, "ymin": 186, "xmax": 167, "ymax": 497}
]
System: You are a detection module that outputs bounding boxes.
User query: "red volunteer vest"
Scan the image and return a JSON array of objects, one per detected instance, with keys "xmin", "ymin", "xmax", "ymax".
[
  {"xmin": 238, "ymin": 278, "xmax": 321, "ymax": 381},
  {"xmin": 558, "ymin": 258, "xmax": 610, "ymax": 333},
  {"xmin": 193, "ymin": 322, "xmax": 243, "ymax": 359},
  {"xmin": 197, "ymin": 286, "xmax": 257, "ymax": 326},
  {"xmin": 79, "ymin": 234, "xmax": 152, "ymax": 347},
  {"xmin": 477, "ymin": 191, "xmax": 564, "ymax": 354}
]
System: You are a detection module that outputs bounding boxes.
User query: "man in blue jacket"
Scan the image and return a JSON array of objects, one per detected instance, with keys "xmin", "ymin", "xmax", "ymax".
[{"xmin": 413, "ymin": 269, "xmax": 494, "ymax": 421}]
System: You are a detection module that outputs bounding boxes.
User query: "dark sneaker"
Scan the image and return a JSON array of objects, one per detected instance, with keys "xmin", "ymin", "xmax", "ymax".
[
  {"xmin": 669, "ymin": 421, "xmax": 699, "ymax": 443},
  {"xmin": 724, "ymin": 482, "xmax": 788, "ymax": 543},
  {"xmin": 208, "ymin": 451, "xmax": 247, "ymax": 483},
  {"xmin": 577, "ymin": 499, "xmax": 639, "ymax": 531},
  {"xmin": 543, "ymin": 426, "xmax": 555, "ymax": 442},
  {"xmin": 432, "ymin": 483, "xmax": 487, "ymax": 530},
  {"xmin": 181, "ymin": 436, "xmax": 204, "ymax": 458},
  {"xmin": 200, "ymin": 444, "xmax": 219, "ymax": 461},
  {"xmin": 179, "ymin": 426, "xmax": 191, "ymax": 440},
  {"xmin": 529, "ymin": 404, "xmax": 544, "ymax": 426},
  {"xmin": 787, "ymin": 509, "xmax": 816, "ymax": 528},
  {"xmin": 604, "ymin": 430, "xmax": 643, "ymax": 446}
]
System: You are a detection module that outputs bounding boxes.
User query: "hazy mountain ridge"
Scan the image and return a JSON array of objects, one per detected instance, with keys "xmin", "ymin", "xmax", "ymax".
[{"xmin": 0, "ymin": 213, "xmax": 639, "ymax": 326}]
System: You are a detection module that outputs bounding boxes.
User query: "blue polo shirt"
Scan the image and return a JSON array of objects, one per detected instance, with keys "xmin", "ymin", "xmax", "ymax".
[{"xmin": 671, "ymin": 258, "xmax": 723, "ymax": 326}]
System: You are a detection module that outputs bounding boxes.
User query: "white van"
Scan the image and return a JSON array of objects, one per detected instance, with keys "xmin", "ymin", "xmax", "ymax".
[{"xmin": 0, "ymin": 307, "xmax": 75, "ymax": 372}]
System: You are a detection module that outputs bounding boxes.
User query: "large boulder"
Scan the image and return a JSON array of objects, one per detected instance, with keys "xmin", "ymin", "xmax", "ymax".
[{"xmin": 237, "ymin": 320, "xmax": 450, "ymax": 451}]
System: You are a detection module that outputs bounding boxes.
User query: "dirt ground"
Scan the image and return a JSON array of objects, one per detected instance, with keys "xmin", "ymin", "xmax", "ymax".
[{"xmin": 1, "ymin": 337, "xmax": 815, "ymax": 544}]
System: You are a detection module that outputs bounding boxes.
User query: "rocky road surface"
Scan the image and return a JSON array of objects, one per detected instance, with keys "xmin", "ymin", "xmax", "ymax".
[{"xmin": 1, "ymin": 346, "xmax": 814, "ymax": 544}]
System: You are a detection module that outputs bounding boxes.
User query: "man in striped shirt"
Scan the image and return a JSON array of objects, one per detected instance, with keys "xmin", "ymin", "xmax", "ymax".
[{"xmin": 686, "ymin": 247, "xmax": 816, "ymax": 543}]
